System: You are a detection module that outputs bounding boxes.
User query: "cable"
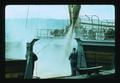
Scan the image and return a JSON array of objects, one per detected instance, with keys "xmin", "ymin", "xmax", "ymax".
[
  {"xmin": 36, "ymin": 39, "xmax": 54, "ymax": 54},
  {"xmin": 35, "ymin": 38, "xmax": 54, "ymax": 77},
  {"xmin": 25, "ymin": 5, "xmax": 30, "ymax": 29}
]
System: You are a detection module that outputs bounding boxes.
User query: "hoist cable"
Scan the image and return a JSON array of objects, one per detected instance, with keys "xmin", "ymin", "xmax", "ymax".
[
  {"xmin": 25, "ymin": 5, "xmax": 30, "ymax": 29},
  {"xmin": 35, "ymin": 38, "xmax": 54, "ymax": 77}
]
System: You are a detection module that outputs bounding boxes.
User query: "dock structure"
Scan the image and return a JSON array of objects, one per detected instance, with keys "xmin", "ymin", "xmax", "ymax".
[
  {"xmin": 5, "ymin": 5, "xmax": 115, "ymax": 79},
  {"xmin": 51, "ymin": 69, "xmax": 115, "ymax": 79},
  {"xmin": 35, "ymin": 18, "xmax": 115, "ymax": 41},
  {"xmin": 5, "ymin": 59, "xmax": 27, "ymax": 78},
  {"xmin": 5, "ymin": 19, "xmax": 115, "ymax": 79}
]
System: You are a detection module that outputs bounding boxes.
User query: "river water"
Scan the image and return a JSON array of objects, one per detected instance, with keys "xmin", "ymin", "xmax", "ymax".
[
  {"xmin": 5, "ymin": 18, "xmax": 78, "ymax": 78},
  {"xmin": 6, "ymin": 34, "xmax": 77, "ymax": 79}
]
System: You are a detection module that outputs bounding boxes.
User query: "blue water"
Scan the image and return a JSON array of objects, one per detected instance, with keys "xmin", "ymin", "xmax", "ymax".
[
  {"xmin": 5, "ymin": 18, "xmax": 114, "ymax": 78},
  {"xmin": 5, "ymin": 18, "xmax": 78, "ymax": 78},
  {"xmin": 6, "ymin": 38, "xmax": 77, "ymax": 78}
]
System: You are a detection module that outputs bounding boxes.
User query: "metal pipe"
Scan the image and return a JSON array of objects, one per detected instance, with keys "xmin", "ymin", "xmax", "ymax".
[
  {"xmin": 85, "ymin": 15, "xmax": 91, "ymax": 22},
  {"xmin": 91, "ymin": 15, "xmax": 100, "ymax": 25}
]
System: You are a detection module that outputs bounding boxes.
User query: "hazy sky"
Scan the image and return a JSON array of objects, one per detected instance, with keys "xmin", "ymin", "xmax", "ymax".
[{"xmin": 5, "ymin": 5, "xmax": 115, "ymax": 20}]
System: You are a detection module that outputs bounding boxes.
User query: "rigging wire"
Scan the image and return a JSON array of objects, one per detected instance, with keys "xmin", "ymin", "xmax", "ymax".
[
  {"xmin": 35, "ymin": 38, "xmax": 54, "ymax": 55},
  {"xmin": 35, "ymin": 38, "xmax": 54, "ymax": 77},
  {"xmin": 24, "ymin": 5, "xmax": 55, "ymax": 78},
  {"xmin": 25, "ymin": 5, "xmax": 30, "ymax": 29}
]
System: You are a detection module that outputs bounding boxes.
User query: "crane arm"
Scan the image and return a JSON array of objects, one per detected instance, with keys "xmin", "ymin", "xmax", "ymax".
[{"xmin": 68, "ymin": 5, "xmax": 81, "ymax": 27}]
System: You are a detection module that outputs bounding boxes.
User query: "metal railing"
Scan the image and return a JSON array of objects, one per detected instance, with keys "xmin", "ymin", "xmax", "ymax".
[
  {"xmin": 79, "ymin": 15, "xmax": 115, "ymax": 40},
  {"xmin": 35, "ymin": 28, "xmax": 67, "ymax": 38},
  {"xmin": 33, "ymin": 15, "xmax": 115, "ymax": 41}
]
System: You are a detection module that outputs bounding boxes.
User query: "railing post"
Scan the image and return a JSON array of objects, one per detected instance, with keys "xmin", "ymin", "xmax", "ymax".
[
  {"xmin": 85, "ymin": 15, "xmax": 91, "ymax": 40},
  {"xmin": 91, "ymin": 15, "xmax": 100, "ymax": 40}
]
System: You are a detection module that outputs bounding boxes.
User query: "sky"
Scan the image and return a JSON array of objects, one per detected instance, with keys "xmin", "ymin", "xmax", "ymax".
[{"xmin": 5, "ymin": 5, "xmax": 115, "ymax": 20}]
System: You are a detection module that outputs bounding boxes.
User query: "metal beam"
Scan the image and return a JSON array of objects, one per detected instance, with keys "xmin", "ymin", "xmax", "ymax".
[
  {"xmin": 68, "ymin": 5, "xmax": 81, "ymax": 27},
  {"xmin": 81, "ymin": 22, "xmax": 115, "ymax": 27}
]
